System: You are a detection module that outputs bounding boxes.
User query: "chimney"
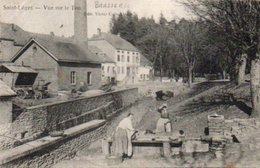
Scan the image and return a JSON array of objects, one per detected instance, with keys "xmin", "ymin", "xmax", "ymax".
[
  {"xmin": 97, "ymin": 28, "xmax": 101, "ymax": 36},
  {"xmin": 74, "ymin": 0, "xmax": 88, "ymax": 44}
]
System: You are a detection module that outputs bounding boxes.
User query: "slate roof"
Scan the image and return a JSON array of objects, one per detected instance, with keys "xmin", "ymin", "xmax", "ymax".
[
  {"xmin": 0, "ymin": 64, "xmax": 37, "ymax": 73},
  {"xmin": 36, "ymin": 38, "xmax": 103, "ymax": 64},
  {"xmin": 0, "ymin": 22, "xmax": 32, "ymax": 45},
  {"xmin": 1, "ymin": 22, "xmax": 103, "ymax": 64},
  {"xmin": 88, "ymin": 45, "xmax": 115, "ymax": 63},
  {"xmin": 90, "ymin": 33, "xmax": 139, "ymax": 52},
  {"xmin": 0, "ymin": 80, "xmax": 16, "ymax": 97}
]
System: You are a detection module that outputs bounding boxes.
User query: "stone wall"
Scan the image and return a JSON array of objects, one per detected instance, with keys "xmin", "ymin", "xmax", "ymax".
[
  {"xmin": 208, "ymin": 114, "xmax": 259, "ymax": 140},
  {"xmin": 0, "ymin": 88, "xmax": 137, "ymax": 150},
  {"xmin": 224, "ymin": 118, "xmax": 259, "ymax": 139},
  {"xmin": 2, "ymin": 123, "xmax": 107, "ymax": 168}
]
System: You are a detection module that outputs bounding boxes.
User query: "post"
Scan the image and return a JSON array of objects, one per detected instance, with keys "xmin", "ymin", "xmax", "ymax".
[
  {"xmin": 102, "ymin": 138, "xmax": 110, "ymax": 157},
  {"xmin": 163, "ymin": 142, "xmax": 171, "ymax": 157}
]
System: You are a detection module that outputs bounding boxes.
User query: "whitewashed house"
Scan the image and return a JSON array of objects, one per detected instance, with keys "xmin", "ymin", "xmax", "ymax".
[
  {"xmin": 89, "ymin": 30, "xmax": 141, "ymax": 84},
  {"xmin": 88, "ymin": 45, "xmax": 116, "ymax": 84}
]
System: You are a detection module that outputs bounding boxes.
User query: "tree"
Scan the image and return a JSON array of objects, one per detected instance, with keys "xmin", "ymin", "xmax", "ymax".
[
  {"xmin": 183, "ymin": 0, "xmax": 260, "ymax": 117},
  {"xmin": 136, "ymin": 23, "xmax": 172, "ymax": 81},
  {"xmin": 173, "ymin": 19, "xmax": 207, "ymax": 87}
]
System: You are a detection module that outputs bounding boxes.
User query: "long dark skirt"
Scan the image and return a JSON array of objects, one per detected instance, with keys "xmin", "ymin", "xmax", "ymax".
[{"xmin": 112, "ymin": 128, "xmax": 128, "ymax": 156}]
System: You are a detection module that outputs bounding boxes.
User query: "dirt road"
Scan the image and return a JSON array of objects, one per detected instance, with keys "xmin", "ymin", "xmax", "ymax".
[{"xmin": 53, "ymin": 81, "xmax": 260, "ymax": 168}]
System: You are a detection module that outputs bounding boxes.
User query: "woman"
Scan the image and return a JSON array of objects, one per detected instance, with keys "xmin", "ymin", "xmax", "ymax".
[
  {"xmin": 112, "ymin": 113, "xmax": 136, "ymax": 158},
  {"xmin": 155, "ymin": 104, "xmax": 172, "ymax": 133}
]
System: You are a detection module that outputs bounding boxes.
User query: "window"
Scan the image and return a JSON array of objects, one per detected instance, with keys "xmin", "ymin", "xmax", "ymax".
[
  {"xmin": 122, "ymin": 51, "xmax": 124, "ymax": 53},
  {"xmin": 112, "ymin": 67, "xmax": 115, "ymax": 74},
  {"xmin": 107, "ymin": 66, "xmax": 110, "ymax": 73},
  {"xmin": 133, "ymin": 52, "xmax": 135, "ymax": 55},
  {"xmin": 136, "ymin": 67, "xmax": 138, "ymax": 74},
  {"xmin": 117, "ymin": 55, "xmax": 120, "ymax": 62},
  {"xmin": 146, "ymin": 74, "xmax": 149, "ymax": 79},
  {"xmin": 70, "ymin": 71, "xmax": 76, "ymax": 85},
  {"xmin": 101, "ymin": 66, "xmax": 104, "ymax": 71},
  {"xmin": 87, "ymin": 72, "xmax": 92, "ymax": 85},
  {"xmin": 117, "ymin": 67, "xmax": 120, "ymax": 74},
  {"xmin": 122, "ymin": 55, "xmax": 124, "ymax": 62},
  {"xmin": 127, "ymin": 51, "xmax": 130, "ymax": 54},
  {"xmin": 127, "ymin": 56, "xmax": 130, "ymax": 62},
  {"xmin": 136, "ymin": 52, "xmax": 139, "ymax": 55},
  {"xmin": 122, "ymin": 67, "xmax": 124, "ymax": 74},
  {"xmin": 117, "ymin": 50, "xmax": 120, "ymax": 53},
  {"xmin": 136, "ymin": 56, "xmax": 139, "ymax": 63}
]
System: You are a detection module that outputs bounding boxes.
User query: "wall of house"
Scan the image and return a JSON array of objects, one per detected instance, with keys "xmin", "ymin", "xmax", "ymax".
[
  {"xmin": 101, "ymin": 63, "xmax": 116, "ymax": 84},
  {"xmin": 88, "ymin": 40, "xmax": 141, "ymax": 82},
  {"xmin": 57, "ymin": 62, "xmax": 101, "ymax": 90},
  {"xmin": 13, "ymin": 44, "xmax": 59, "ymax": 91},
  {"xmin": 0, "ymin": 73, "xmax": 15, "ymax": 88},
  {"xmin": 0, "ymin": 40, "xmax": 22, "ymax": 61},
  {"xmin": 88, "ymin": 40, "xmax": 116, "ymax": 62},
  {"xmin": 0, "ymin": 98, "xmax": 12, "ymax": 125},
  {"xmin": 115, "ymin": 50, "xmax": 140, "ymax": 81},
  {"xmin": 139, "ymin": 66, "xmax": 151, "ymax": 81}
]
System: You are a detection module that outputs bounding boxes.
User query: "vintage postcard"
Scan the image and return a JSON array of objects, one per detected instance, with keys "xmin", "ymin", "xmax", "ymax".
[{"xmin": 0, "ymin": 0, "xmax": 259, "ymax": 167}]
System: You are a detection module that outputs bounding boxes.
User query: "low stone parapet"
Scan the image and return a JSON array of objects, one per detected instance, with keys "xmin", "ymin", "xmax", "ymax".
[{"xmin": 0, "ymin": 120, "xmax": 106, "ymax": 168}]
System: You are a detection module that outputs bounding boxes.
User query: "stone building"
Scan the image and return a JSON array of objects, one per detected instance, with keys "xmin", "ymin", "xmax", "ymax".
[
  {"xmin": 0, "ymin": 22, "xmax": 31, "ymax": 62},
  {"xmin": 0, "ymin": 0, "xmax": 104, "ymax": 91},
  {"xmin": 0, "ymin": 63, "xmax": 38, "ymax": 89},
  {"xmin": 0, "ymin": 80, "xmax": 16, "ymax": 127},
  {"xmin": 88, "ymin": 45, "xmax": 116, "ymax": 84},
  {"xmin": 10, "ymin": 38, "xmax": 102, "ymax": 91}
]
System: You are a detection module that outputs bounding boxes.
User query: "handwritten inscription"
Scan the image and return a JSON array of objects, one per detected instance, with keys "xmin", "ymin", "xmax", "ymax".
[{"xmin": 95, "ymin": 1, "xmax": 130, "ymax": 9}]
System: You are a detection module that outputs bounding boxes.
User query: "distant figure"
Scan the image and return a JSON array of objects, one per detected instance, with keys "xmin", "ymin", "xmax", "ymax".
[
  {"xmin": 112, "ymin": 113, "xmax": 137, "ymax": 158},
  {"xmin": 155, "ymin": 104, "xmax": 172, "ymax": 133},
  {"xmin": 231, "ymin": 135, "xmax": 240, "ymax": 143}
]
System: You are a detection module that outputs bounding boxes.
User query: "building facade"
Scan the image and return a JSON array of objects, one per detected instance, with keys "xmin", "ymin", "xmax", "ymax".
[
  {"xmin": 0, "ymin": 80, "xmax": 16, "ymax": 126},
  {"xmin": 88, "ymin": 45, "xmax": 116, "ymax": 84},
  {"xmin": 89, "ymin": 31, "xmax": 141, "ymax": 84},
  {"xmin": 11, "ymin": 39, "xmax": 102, "ymax": 91},
  {"xmin": 138, "ymin": 54, "xmax": 153, "ymax": 81}
]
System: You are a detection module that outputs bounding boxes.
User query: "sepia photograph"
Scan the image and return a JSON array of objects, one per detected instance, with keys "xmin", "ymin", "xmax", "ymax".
[{"xmin": 0, "ymin": 0, "xmax": 259, "ymax": 167}]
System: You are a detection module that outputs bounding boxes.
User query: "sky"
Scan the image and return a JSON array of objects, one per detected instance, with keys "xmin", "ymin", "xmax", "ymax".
[{"xmin": 0, "ymin": 0, "xmax": 192, "ymax": 38}]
